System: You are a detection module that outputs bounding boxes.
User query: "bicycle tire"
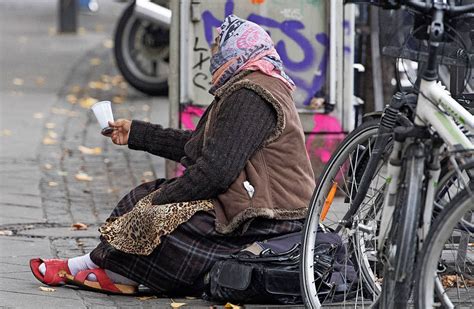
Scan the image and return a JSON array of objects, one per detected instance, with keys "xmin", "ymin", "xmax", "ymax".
[
  {"xmin": 415, "ymin": 173, "xmax": 474, "ymax": 308},
  {"xmin": 301, "ymin": 118, "xmax": 388, "ymax": 308},
  {"xmin": 379, "ymin": 143, "xmax": 425, "ymax": 309}
]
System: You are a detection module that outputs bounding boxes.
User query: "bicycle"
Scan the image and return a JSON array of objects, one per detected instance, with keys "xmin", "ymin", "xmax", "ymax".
[{"xmin": 300, "ymin": 1, "xmax": 474, "ymax": 308}]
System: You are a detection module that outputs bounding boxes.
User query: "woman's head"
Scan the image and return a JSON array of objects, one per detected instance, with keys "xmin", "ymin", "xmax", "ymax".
[{"xmin": 209, "ymin": 15, "xmax": 294, "ymax": 94}]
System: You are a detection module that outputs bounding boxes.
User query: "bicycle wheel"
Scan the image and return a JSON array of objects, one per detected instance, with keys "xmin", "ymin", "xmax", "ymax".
[
  {"xmin": 379, "ymin": 143, "xmax": 425, "ymax": 309},
  {"xmin": 415, "ymin": 170, "xmax": 474, "ymax": 308},
  {"xmin": 301, "ymin": 118, "xmax": 389, "ymax": 308}
]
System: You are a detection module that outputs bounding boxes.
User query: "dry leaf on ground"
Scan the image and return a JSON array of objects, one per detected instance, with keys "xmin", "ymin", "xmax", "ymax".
[
  {"xmin": 0, "ymin": 129, "xmax": 12, "ymax": 137},
  {"xmin": 88, "ymin": 81, "xmax": 110, "ymax": 90},
  {"xmin": 0, "ymin": 230, "xmax": 13, "ymax": 236},
  {"xmin": 13, "ymin": 78, "xmax": 24, "ymax": 86},
  {"xmin": 112, "ymin": 96, "xmax": 125, "ymax": 104},
  {"xmin": 78, "ymin": 145, "xmax": 102, "ymax": 155},
  {"xmin": 71, "ymin": 222, "xmax": 88, "ymax": 230},
  {"xmin": 48, "ymin": 131, "xmax": 58, "ymax": 139},
  {"xmin": 170, "ymin": 299, "xmax": 186, "ymax": 308},
  {"xmin": 142, "ymin": 104, "xmax": 150, "ymax": 112},
  {"xmin": 39, "ymin": 286, "xmax": 55, "ymax": 292},
  {"xmin": 33, "ymin": 112, "xmax": 44, "ymax": 119},
  {"xmin": 143, "ymin": 171, "xmax": 153, "ymax": 177},
  {"xmin": 79, "ymin": 97, "xmax": 98, "ymax": 109},
  {"xmin": 137, "ymin": 296, "xmax": 157, "ymax": 301},
  {"xmin": 70, "ymin": 85, "xmax": 81, "ymax": 93},
  {"xmin": 66, "ymin": 94, "xmax": 78, "ymax": 104},
  {"xmin": 75, "ymin": 172, "xmax": 93, "ymax": 182},
  {"xmin": 48, "ymin": 182, "xmax": 58, "ymax": 187},
  {"xmin": 42, "ymin": 137, "xmax": 57, "ymax": 145},
  {"xmin": 36, "ymin": 76, "xmax": 46, "ymax": 86},
  {"xmin": 45, "ymin": 122, "xmax": 56, "ymax": 129},
  {"xmin": 103, "ymin": 39, "xmax": 114, "ymax": 49},
  {"xmin": 43, "ymin": 163, "xmax": 53, "ymax": 170},
  {"xmin": 89, "ymin": 57, "xmax": 101, "ymax": 66},
  {"xmin": 78, "ymin": 27, "xmax": 86, "ymax": 35},
  {"xmin": 224, "ymin": 303, "xmax": 241, "ymax": 309}
]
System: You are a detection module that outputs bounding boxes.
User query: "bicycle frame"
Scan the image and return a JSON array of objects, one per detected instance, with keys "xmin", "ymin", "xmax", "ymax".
[{"xmin": 377, "ymin": 79, "xmax": 474, "ymax": 251}]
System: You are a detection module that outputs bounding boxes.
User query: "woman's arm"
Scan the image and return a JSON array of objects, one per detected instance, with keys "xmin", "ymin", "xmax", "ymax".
[
  {"xmin": 127, "ymin": 120, "xmax": 193, "ymax": 162},
  {"xmin": 152, "ymin": 88, "xmax": 277, "ymax": 205}
]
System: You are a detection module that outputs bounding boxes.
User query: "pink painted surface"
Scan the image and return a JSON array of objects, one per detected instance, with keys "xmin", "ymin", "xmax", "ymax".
[{"xmin": 305, "ymin": 114, "xmax": 344, "ymax": 163}]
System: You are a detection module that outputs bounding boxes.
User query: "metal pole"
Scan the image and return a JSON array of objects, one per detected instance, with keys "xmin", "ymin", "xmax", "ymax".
[
  {"xmin": 370, "ymin": 6, "xmax": 384, "ymax": 111},
  {"xmin": 58, "ymin": 0, "xmax": 78, "ymax": 33},
  {"xmin": 166, "ymin": 0, "xmax": 181, "ymax": 178}
]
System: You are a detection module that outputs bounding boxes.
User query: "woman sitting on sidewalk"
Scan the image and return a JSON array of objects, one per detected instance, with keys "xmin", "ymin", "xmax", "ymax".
[{"xmin": 29, "ymin": 15, "xmax": 315, "ymax": 295}]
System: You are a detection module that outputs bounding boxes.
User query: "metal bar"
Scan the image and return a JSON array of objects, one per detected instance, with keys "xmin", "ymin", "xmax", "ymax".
[
  {"xmin": 58, "ymin": 0, "xmax": 78, "ymax": 33},
  {"xmin": 370, "ymin": 6, "xmax": 384, "ymax": 111},
  {"xmin": 135, "ymin": 0, "xmax": 171, "ymax": 28},
  {"xmin": 343, "ymin": 3, "xmax": 356, "ymax": 131},
  {"xmin": 166, "ymin": 0, "xmax": 180, "ymax": 178}
]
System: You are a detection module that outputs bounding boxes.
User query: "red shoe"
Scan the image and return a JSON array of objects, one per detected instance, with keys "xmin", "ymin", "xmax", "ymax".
[
  {"xmin": 29, "ymin": 258, "xmax": 71, "ymax": 286},
  {"xmin": 63, "ymin": 268, "xmax": 138, "ymax": 295}
]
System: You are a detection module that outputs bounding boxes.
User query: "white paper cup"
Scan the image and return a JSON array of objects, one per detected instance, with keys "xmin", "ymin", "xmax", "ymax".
[{"xmin": 91, "ymin": 101, "xmax": 114, "ymax": 129}]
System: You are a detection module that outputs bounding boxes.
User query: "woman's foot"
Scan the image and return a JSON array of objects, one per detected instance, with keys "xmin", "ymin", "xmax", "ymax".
[
  {"xmin": 29, "ymin": 258, "xmax": 71, "ymax": 286},
  {"xmin": 30, "ymin": 253, "xmax": 137, "ymax": 287}
]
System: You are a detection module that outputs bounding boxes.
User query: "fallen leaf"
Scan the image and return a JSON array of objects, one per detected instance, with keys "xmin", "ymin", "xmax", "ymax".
[
  {"xmin": 89, "ymin": 58, "xmax": 101, "ymax": 66},
  {"xmin": 45, "ymin": 122, "xmax": 56, "ymax": 129},
  {"xmin": 33, "ymin": 112, "xmax": 44, "ymax": 119},
  {"xmin": 142, "ymin": 117, "xmax": 150, "ymax": 122},
  {"xmin": 48, "ymin": 27, "xmax": 56, "ymax": 36},
  {"xmin": 95, "ymin": 24, "xmax": 104, "ymax": 32},
  {"xmin": 0, "ymin": 230, "xmax": 13, "ymax": 236},
  {"xmin": 51, "ymin": 107, "xmax": 69, "ymax": 115},
  {"xmin": 48, "ymin": 131, "xmax": 58, "ymax": 139},
  {"xmin": 88, "ymin": 81, "xmax": 110, "ymax": 90},
  {"xmin": 137, "ymin": 296, "xmax": 158, "ymax": 301},
  {"xmin": 119, "ymin": 82, "xmax": 128, "ymax": 89},
  {"xmin": 185, "ymin": 296, "xmax": 197, "ymax": 300},
  {"xmin": 224, "ymin": 303, "xmax": 241, "ymax": 309},
  {"xmin": 171, "ymin": 302, "xmax": 186, "ymax": 308},
  {"xmin": 42, "ymin": 137, "xmax": 57, "ymax": 145},
  {"xmin": 70, "ymin": 85, "xmax": 81, "ymax": 93},
  {"xmin": 103, "ymin": 39, "xmax": 114, "ymax": 49},
  {"xmin": 71, "ymin": 222, "xmax": 88, "ymax": 230},
  {"xmin": 79, "ymin": 96, "xmax": 98, "ymax": 109},
  {"xmin": 44, "ymin": 163, "xmax": 53, "ymax": 170},
  {"xmin": 75, "ymin": 172, "xmax": 93, "ymax": 182},
  {"xmin": 0, "ymin": 129, "xmax": 12, "ymax": 137},
  {"xmin": 39, "ymin": 286, "xmax": 55, "ymax": 292},
  {"xmin": 78, "ymin": 145, "xmax": 102, "ymax": 155},
  {"xmin": 78, "ymin": 27, "xmax": 86, "ymax": 35},
  {"xmin": 48, "ymin": 181, "xmax": 58, "ymax": 187},
  {"xmin": 66, "ymin": 94, "xmax": 78, "ymax": 104},
  {"xmin": 57, "ymin": 171, "xmax": 68, "ymax": 176},
  {"xmin": 112, "ymin": 96, "xmax": 125, "ymax": 104},
  {"xmin": 142, "ymin": 104, "xmax": 150, "ymax": 112},
  {"xmin": 107, "ymin": 188, "xmax": 118, "ymax": 194},
  {"xmin": 101, "ymin": 74, "xmax": 111, "ymax": 83},
  {"xmin": 36, "ymin": 76, "xmax": 46, "ymax": 86},
  {"xmin": 13, "ymin": 78, "xmax": 24, "ymax": 86}
]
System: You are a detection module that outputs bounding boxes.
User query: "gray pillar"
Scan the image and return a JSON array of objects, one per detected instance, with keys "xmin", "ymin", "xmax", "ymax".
[
  {"xmin": 166, "ymin": 0, "xmax": 180, "ymax": 178},
  {"xmin": 58, "ymin": 0, "xmax": 78, "ymax": 33}
]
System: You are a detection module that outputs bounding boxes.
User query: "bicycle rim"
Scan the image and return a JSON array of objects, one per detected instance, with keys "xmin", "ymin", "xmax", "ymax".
[
  {"xmin": 416, "ymin": 174, "xmax": 474, "ymax": 308},
  {"xmin": 301, "ymin": 119, "xmax": 387, "ymax": 308}
]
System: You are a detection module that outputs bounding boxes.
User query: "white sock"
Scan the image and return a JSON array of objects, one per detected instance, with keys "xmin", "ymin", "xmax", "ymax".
[{"xmin": 39, "ymin": 253, "xmax": 137, "ymax": 285}]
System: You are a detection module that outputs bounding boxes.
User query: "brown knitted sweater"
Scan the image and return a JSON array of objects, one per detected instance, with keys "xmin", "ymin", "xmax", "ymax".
[{"xmin": 127, "ymin": 88, "xmax": 277, "ymax": 205}]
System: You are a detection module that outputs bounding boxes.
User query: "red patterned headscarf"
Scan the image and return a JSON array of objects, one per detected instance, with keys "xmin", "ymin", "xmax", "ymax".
[{"xmin": 209, "ymin": 15, "xmax": 295, "ymax": 95}]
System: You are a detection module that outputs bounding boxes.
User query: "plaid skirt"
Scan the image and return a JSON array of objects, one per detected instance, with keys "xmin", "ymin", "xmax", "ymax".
[{"xmin": 90, "ymin": 179, "xmax": 304, "ymax": 295}]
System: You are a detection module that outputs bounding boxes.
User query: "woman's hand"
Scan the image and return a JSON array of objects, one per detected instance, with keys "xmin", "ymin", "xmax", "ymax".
[{"xmin": 109, "ymin": 119, "xmax": 131, "ymax": 145}]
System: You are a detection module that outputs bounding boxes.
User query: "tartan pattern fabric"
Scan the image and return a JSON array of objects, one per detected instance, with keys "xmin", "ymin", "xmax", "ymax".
[{"xmin": 90, "ymin": 179, "xmax": 304, "ymax": 295}]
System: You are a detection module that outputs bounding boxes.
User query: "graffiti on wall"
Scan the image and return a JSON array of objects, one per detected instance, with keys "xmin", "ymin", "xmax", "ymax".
[
  {"xmin": 180, "ymin": 0, "xmax": 351, "ymax": 176},
  {"xmin": 193, "ymin": 0, "xmax": 337, "ymax": 107}
]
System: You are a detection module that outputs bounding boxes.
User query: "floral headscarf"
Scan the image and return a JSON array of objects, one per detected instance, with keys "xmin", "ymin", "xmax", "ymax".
[{"xmin": 209, "ymin": 15, "xmax": 295, "ymax": 95}]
